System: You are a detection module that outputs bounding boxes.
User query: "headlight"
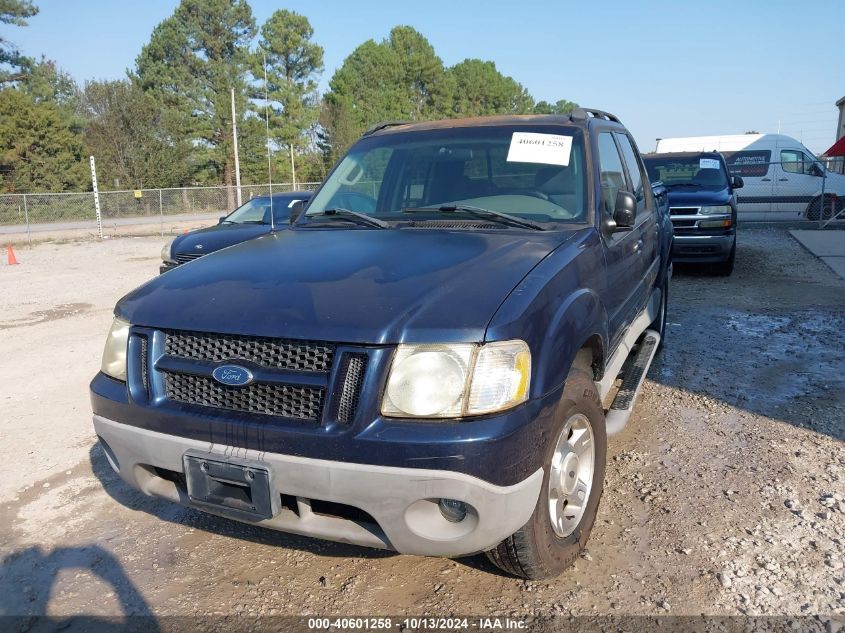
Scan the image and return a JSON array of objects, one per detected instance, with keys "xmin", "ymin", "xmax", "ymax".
[
  {"xmin": 381, "ymin": 340, "xmax": 531, "ymax": 419},
  {"xmin": 101, "ymin": 317, "xmax": 130, "ymax": 381},
  {"xmin": 699, "ymin": 205, "xmax": 732, "ymax": 215},
  {"xmin": 161, "ymin": 238, "xmax": 175, "ymax": 263}
]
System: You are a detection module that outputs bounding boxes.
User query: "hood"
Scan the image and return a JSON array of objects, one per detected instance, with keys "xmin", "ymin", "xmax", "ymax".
[
  {"xmin": 824, "ymin": 170, "xmax": 845, "ymax": 193},
  {"xmin": 120, "ymin": 227, "xmax": 577, "ymax": 344},
  {"xmin": 666, "ymin": 187, "xmax": 732, "ymax": 207},
  {"xmin": 171, "ymin": 223, "xmax": 276, "ymax": 256}
]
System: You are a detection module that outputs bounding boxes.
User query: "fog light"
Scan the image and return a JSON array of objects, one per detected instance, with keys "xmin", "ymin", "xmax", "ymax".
[{"xmin": 438, "ymin": 498, "xmax": 468, "ymax": 523}]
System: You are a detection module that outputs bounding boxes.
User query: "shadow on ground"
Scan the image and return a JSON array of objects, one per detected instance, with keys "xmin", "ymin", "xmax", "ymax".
[{"xmin": 0, "ymin": 544, "xmax": 159, "ymax": 631}]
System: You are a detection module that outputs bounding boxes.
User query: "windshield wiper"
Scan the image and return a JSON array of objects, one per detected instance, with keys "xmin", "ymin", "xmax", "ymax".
[
  {"xmin": 404, "ymin": 205, "xmax": 546, "ymax": 231},
  {"xmin": 665, "ymin": 182, "xmax": 706, "ymax": 188},
  {"xmin": 306, "ymin": 208, "xmax": 390, "ymax": 229},
  {"xmin": 240, "ymin": 220, "xmax": 268, "ymax": 224}
]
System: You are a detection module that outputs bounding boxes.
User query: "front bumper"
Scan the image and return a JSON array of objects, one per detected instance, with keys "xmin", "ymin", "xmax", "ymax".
[
  {"xmin": 159, "ymin": 261, "xmax": 178, "ymax": 274},
  {"xmin": 671, "ymin": 232, "xmax": 735, "ymax": 263},
  {"xmin": 93, "ymin": 415, "xmax": 543, "ymax": 557},
  {"xmin": 91, "ymin": 369, "xmax": 560, "ymax": 487}
]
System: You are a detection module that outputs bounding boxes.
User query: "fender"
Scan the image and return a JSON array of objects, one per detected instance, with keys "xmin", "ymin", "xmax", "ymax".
[
  {"xmin": 485, "ymin": 228, "xmax": 610, "ymax": 398},
  {"xmin": 533, "ymin": 287, "xmax": 609, "ymax": 397}
]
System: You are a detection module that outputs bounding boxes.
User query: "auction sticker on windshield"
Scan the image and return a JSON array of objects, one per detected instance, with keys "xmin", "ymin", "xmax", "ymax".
[
  {"xmin": 507, "ymin": 132, "xmax": 572, "ymax": 166},
  {"xmin": 699, "ymin": 158, "xmax": 720, "ymax": 170}
]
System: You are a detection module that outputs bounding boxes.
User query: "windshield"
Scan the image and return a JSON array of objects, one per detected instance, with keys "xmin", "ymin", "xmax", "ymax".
[
  {"xmin": 305, "ymin": 125, "xmax": 588, "ymax": 226},
  {"xmin": 642, "ymin": 155, "xmax": 729, "ymax": 189},
  {"xmin": 225, "ymin": 195, "xmax": 308, "ymax": 224}
]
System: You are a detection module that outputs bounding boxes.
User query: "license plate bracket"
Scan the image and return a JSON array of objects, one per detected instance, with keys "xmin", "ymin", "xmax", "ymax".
[{"xmin": 183, "ymin": 451, "xmax": 277, "ymax": 521}]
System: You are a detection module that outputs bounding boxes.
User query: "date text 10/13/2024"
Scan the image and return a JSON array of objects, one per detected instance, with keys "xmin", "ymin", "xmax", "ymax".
[{"xmin": 306, "ymin": 617, "xmax": 527, "ymax": 631}]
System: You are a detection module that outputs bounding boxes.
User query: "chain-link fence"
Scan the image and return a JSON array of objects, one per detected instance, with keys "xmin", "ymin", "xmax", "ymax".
[
  {"xmin": 0, "ymin": 183, "xmax": 321, "ymax": 237},
  {"xmin": 823, "ymin": 155, "xmax": 845, "ymax": 175},
  {"xmin": 3, "ymin": 156, "xmax": 845, "ymax": 239}
]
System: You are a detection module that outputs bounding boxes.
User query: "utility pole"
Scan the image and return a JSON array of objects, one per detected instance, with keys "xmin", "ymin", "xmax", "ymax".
[
  {"xmin": 290, "ymin": 145, "xmax": 296, "ymax": 189},
  {"xmin": 288, "ymin": 76, "xmax": 296, "ymax": 188},
  {"xmin": 231, "ymin": 88, "xmax": 242, "ymax": 207},
  {"xmin": 263, "ymin": 51, "xmax": 275, "ymax": 232}
]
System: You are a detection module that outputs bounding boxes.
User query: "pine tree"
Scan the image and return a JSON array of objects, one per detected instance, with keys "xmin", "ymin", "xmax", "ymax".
[
  {"xmin": 135, "ymin": 0, "xmax": 256, "ymax": 202},
  {"xmin": 254, "ymin": 9, "xmax": 323, "ymax": 186}
]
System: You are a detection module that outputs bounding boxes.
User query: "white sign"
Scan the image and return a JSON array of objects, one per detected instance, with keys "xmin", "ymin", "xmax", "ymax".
[
  {"xmin": 699, "ymin": 158, "xmax": 720, "ymax": 170},
  {"xmin": 506, "ymin": 132, "xmax": 572, "ymax": 166}
]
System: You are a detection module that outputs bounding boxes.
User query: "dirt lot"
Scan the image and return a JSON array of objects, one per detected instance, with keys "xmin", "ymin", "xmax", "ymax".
[{"xmin": 0, "ymin": 228, "xmax": 843, "ymax": 623}]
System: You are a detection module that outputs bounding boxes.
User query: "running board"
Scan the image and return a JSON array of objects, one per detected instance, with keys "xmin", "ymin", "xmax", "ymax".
[{"xmin": 605, "ymin": 330, "xmax": 661, "ymax": 436}]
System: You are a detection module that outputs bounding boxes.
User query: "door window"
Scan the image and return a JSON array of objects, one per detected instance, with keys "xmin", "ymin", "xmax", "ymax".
[
  {"xmin": 598, "ymin": 132, "xmax": 627, "ymax": 217},
  {"xmin": 614, "ymin": 133, "xmax": 647, "ymax": 211},
  {"xmin": 781, "ymin": 149, "xmax": 820, "ymax": 176}
]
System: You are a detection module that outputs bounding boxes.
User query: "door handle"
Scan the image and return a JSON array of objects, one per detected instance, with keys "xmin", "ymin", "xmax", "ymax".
[
  {"xmin": 761, "ymin": 178, "xmax": 772, "ymax": 181},
  {"xmin": 633, "ymin": 239, "xmax": 643, "ymax": 253},
  {"xmin": 778, "ymin": 178, "xmax": 788, "ymax": 181}
]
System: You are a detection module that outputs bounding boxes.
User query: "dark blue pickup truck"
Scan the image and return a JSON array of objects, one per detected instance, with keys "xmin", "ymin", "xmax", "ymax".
[
  {"xmin": 643, "ymin": 151, "xmax": 741, "ymax": 275},
  {"xmin": 91, "ymin": 110, "xmax": 672, "ymax": 579}
]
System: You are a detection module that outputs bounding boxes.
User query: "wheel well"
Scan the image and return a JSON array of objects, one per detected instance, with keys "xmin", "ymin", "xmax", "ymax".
[{"xmin": 574, "ymin": 335, "xmax": 604, "ymax": 382}]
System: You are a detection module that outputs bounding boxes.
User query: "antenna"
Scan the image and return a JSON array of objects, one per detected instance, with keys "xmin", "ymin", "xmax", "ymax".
[{"xmin": 263, "ymin": 50, "xmax": 275, "ymax": 232}]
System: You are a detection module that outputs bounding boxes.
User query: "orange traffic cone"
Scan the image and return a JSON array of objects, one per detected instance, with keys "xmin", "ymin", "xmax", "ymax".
[{"xmin": 6, "ymin": 244, "xmax": 19, "ymax": 266}]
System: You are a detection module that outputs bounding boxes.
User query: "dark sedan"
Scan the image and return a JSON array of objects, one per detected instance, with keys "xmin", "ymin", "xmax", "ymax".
[{"xmin": 160, "ymin": 191, "xmax": 312, "ymax": 274}]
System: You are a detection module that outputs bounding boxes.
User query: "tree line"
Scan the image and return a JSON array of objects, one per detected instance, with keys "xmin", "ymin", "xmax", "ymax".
[{"xmin": 0, "ymin": 0, "xmax": 577, "ymax": 195}]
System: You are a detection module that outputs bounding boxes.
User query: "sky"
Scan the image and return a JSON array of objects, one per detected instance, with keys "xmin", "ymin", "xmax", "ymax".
[{"xmin": 5, "ymin": 0, "xmax": 844, "ymax": 153}]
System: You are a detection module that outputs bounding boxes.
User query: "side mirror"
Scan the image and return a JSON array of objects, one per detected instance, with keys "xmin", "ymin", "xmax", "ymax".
[
  {"xmin": 809, "ymin": 163, "xmax": 824, "ymax": 178},
  {"xmin": 608, "ymin": 191, "xmax": 637, "ymax": 232},
  {"xmin": 290, "ymin": 199, "xmax": 307, "ymax": 223},
  {"xmin": 731, "ymin": 175, "xmax": 744, "ymax": 189},
  {"xmin": 218, "ymin": 215, "xmax": 228, "ymax": 224}
]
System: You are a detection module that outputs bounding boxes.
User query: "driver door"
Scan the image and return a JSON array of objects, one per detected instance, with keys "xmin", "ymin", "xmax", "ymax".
[
  {"xmin": 597, "ymin": 132, "xmax": 645, "ymax": 352},
  {"xmin": 775, "ymin": 149, "xmax": 822, "ymax": 219}
]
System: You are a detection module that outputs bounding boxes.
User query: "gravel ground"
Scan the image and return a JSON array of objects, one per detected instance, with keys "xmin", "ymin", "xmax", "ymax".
[{"xmin": 0, "ymin": 228, "xmax": 843, "ymax": 624}]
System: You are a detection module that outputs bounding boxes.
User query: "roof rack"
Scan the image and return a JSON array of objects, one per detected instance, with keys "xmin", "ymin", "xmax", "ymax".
[
  {"xmin": 362, "ymin": 120, "xmax": 410, "ymax": 136},
  {"xmin": 570, "ymin": 108, "xmax": 621, "ymax": 123}
]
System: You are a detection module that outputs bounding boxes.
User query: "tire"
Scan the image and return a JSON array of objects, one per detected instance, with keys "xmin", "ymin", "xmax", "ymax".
[
  {"xmin": 649, "ymin": 277, "xmax": 669, "ymax": 350},
  {"xmin": 807, "ymin": 197, "xmax": 834, "ymax": 222},
  {"xmin": 485, "ymin": 369, "xmax": 607, "ymax": 579},
  {"xmin": 712, "ymin": 241, "xmax": 736, "ymax": 276}
]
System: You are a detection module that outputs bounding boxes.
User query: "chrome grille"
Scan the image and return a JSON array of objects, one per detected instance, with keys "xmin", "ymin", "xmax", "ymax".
[
  {"xmin": 175, "ymin": 253, "xmax": 205, "ymax": 264},
  {"xmin": 164, "ymin": 330, "xmax": 334, "ymax": 372},
  {"xmin": 669, "ymin": 207, "xmax": 699, "ymax": 216},
  {"xmin": 165, "ymin": 373, "xmax": 324, "ymax": 421}
]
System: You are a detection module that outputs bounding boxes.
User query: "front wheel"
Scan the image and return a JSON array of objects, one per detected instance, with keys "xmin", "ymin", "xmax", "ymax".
[
  {"xmin": 806, "ymin": 196, "xmax": 834, "ymax": 221},
  {"xmin": 485, "ymin": 369, "xmax": 607, "ymax": 579},
  {"xmin": 649, "ymin": 277, "xmax": 669, "ymax": 349},
  {"xmin": 712, "ymin": 240, "xmax": 736, "ymax": 276}
]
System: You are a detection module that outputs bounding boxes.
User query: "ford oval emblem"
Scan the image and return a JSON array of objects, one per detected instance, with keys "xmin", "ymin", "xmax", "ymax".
[{"xmin": 212, "ymin": 365, "xmax": 254, "ymax": 387}]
